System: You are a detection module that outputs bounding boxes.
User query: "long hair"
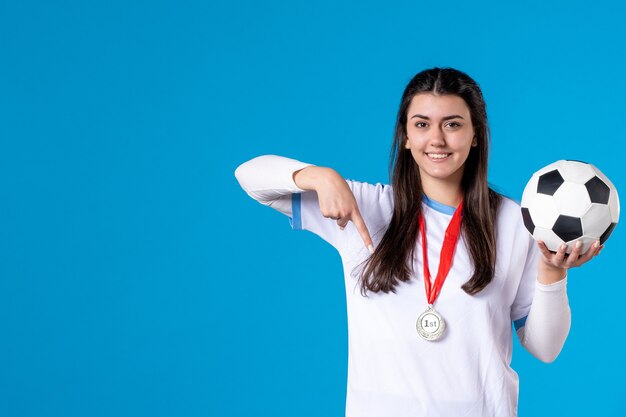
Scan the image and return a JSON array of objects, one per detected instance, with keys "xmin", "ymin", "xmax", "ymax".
[{"xmin": 359, "ymin": 67, "xmax": 502, "ymax": 296}]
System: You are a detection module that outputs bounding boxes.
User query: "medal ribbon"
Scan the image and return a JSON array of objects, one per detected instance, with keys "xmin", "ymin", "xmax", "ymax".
[{"xmin": 419, "ymin": 198, "xmax": 464, "ymax": 305}]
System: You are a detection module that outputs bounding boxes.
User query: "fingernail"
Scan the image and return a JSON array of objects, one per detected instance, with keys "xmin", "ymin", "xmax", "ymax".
[
  {"xmin": 561, "ymin": 244, "xmax": 568, "ymax": 251},
  {"xmin": 575, "ymin": 241, "xmax": 582, "ymax": 249},
  {"xmin": 367, "ymin": 244, "xmax": 374, "ymax": 254},
  {"xmin": 339, "ymin": 226, "xmax": 345, "ymax": 230},
  {"xmin": 594, "ymin": 241, "xmax": 600, "ymax": 248}
]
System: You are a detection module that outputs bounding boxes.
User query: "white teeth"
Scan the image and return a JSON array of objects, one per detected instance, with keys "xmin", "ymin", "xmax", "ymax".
[{"xmin": 427, "ymin": 153, "xmax": 451, "ymax": 159}]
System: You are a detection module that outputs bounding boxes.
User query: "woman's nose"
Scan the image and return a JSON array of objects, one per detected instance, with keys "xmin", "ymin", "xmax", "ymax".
[{"xmin": 429, "ymin": 127, "xmax": 446, "ymax": 146}]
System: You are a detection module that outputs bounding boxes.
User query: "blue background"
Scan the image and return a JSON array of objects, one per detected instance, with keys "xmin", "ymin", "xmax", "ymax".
[{"xmin": 1, "ymin": 0, "xmax": 624, "ymax": 416}]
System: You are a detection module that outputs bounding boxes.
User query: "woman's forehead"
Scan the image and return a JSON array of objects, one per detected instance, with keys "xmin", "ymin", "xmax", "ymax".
[{"xmin": 407, "ymin": 93, "xmax": 470, "ymax": 118}]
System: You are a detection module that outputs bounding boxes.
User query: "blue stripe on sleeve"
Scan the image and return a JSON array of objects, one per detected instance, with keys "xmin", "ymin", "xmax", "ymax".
[
  {"xmin": 513, "ymin": 315, "xmax": 528, "ymax": 330},
  {"xmin": 291, "ymin": 193, "xmax": 302, "ymax": 230}
]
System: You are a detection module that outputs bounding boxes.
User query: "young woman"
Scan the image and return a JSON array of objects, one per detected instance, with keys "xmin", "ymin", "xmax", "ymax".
[{"xmin": 234, "ymin": 67, "xmax": 602, "ymax": 417}]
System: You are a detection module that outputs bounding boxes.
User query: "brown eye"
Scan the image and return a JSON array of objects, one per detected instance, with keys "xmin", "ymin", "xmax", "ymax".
[{"xmin": 415, "ymin": 122, "xmax": 427, "ymax": 128}]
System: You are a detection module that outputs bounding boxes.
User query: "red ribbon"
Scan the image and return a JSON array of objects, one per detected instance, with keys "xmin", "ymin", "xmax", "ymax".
[{"xmin": 419, "ymin": 199, "xmax": 464, "ymax": 305}]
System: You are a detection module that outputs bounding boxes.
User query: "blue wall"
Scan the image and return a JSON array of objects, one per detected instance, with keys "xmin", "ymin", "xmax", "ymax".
[{"xmin": 1, "ymin": 0, "xmax": 624, "ymax": 415}]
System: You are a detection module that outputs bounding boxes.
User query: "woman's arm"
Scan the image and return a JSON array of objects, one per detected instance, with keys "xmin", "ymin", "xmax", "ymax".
[
  {"xmin": 234, "ymin": 155, "xmax": 374, "ymax": 252},
  {"xmin": 519, "ymin": 240, "xmax": 603, "ymax": 363},
  {"xmin": 234, "ymin": 155, "xmax": 314, "ymax": 216},
  {"xmin": 517, "ymin": 277, "xmax": 571, "ymax": 363}
]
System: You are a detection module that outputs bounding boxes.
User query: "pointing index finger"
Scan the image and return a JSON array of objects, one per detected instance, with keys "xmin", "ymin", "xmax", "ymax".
[{"xmin": 350, "ymin": 208, "xmax": 374, "ymax": 254}]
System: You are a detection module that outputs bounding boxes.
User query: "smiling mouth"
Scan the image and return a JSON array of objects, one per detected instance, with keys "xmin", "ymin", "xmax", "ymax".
[{"xmin": 426, "ymin": 153, "xmax": 451, "ymax": 160}]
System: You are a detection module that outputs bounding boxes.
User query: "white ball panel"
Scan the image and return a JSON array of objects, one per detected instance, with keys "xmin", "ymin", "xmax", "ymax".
[
  {"xmin": 590, "ymin": 164, "xmax": 617, "ymax": 190},
  {"xmin": 521, "ymin": 174, "xmax": 540, "ymax": 208},
  {"xmin": 527, "ymin": 193, "xmax": 560, "ymax": 228},
  {"xmin": 533, "ymin": 161, "xmax": 563, "ymax": 177},
  {"xmin": 581, "ymin": 203, "xmax": 612, "ymax": 238},
  {"xmin": 532, "ymin": 226, "xmax": 564, "ymax": 252},
  {"xmin": 609, "ymin": 189, "xmax": 620, "ymax": 223},
  {"xmin": 552, "ymin": 182, "xmax": 591, "ymax": 217},
  {"xmin": 557, "ymin": 161, "xmax": 596, "ymax": 184}
]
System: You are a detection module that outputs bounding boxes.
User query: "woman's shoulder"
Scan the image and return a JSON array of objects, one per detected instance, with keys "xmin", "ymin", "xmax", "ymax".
[
  {"xmin": 497, "ymin": 194, "xmax": 522, "ymax": 212},
  {"xmin": 345, "ymin": 179, "xmax": 394, "ymax": 201},
  {"xmin": 345, "ymin": 178, "xmax": 392, "ymax": 189},
  {"xmin": 344, "ymin": 179, "xmax": 394, "ymax": 226},
  {"xmin": 495, "ymin": 193, "xmax": 528, "ymax": 232}
]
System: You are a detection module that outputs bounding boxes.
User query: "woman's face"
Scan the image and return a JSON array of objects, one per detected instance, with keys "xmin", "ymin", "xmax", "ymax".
[{"xmin": 404, "ymin": 93, "xmax": 477, "ymax": 189}]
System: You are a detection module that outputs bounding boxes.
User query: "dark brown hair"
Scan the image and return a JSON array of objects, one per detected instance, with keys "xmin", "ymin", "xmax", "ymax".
[{"xmin": 358, "ymin": 67, "xmax": 502, "ymax": 296}]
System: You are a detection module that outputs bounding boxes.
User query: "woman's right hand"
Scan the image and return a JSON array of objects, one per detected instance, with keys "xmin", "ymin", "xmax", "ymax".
[{"xmin": 293, "ymin": 166, "xmax": 374, "ymax": 254}]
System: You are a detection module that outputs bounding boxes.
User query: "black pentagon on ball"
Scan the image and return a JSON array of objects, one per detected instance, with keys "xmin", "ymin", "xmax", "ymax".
[
  {"xmin": 600, "ymin": 223, "xmax": 617, "ymax": 244},
  {"xmin": 521, "ymin": 207, "xmax": 535, "ymax": 234},
  {"xmin": 552, "ymin": 215, "xmax": 583, "ymax": 242},
  {"xmin": 537, "ymin": 170, "xmax": 564, "ymax": 196},
  {"xmin": 585, "ymin": 176, "xmax": 611, "ymax": 204}
]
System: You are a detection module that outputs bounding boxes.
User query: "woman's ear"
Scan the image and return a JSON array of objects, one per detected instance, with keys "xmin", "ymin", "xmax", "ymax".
[{"xmin": 472, "ymin": 137, "xmax": 478, "ymax": 147}]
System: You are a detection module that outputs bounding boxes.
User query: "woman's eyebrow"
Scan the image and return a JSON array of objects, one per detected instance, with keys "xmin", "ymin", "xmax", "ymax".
[{"xmin": 410, "ymin": 114, "xmax": 465, "ymax": 121}]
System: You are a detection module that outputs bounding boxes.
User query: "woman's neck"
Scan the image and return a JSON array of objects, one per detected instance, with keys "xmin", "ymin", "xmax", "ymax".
[{"xmin": 421, "ymin": 179, "xmax": 463, "ymax": 208}]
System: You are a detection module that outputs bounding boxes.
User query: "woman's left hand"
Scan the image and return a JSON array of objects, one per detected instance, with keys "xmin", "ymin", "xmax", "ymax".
[
  {"xmin": 536, "ymin": 240, "xmax": 604, "ymax": 284},
  {"xmin": 538, "ymin": 240, "xmax": 604, "ymax": 270}
]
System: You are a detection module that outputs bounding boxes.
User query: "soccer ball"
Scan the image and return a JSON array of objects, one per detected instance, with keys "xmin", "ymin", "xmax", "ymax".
[{"xmin": 520, "ymin": 160, "xmax": 620, "ymax": 254}]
